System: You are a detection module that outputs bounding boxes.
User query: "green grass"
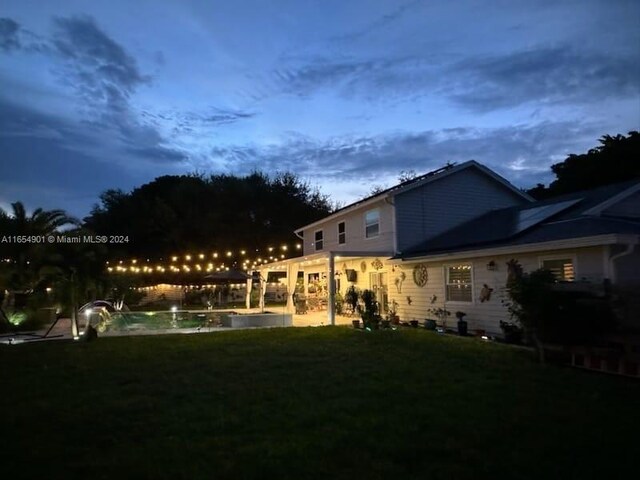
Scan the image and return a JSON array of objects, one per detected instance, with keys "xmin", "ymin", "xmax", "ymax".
[{"xmin": 1, "ymin": 328, "xmax": 638, "ymax": 479}]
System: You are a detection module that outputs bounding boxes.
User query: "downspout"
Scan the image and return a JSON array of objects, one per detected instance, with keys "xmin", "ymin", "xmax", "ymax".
[{"xmin": 609, "ymin": 241, "xmax": 637, "ymax": 284}]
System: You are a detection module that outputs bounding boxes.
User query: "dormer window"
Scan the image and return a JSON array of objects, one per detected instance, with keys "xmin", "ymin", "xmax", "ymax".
[{"xmin": 365, "ymin": 209, "xmax": 380, "ymax": 238}]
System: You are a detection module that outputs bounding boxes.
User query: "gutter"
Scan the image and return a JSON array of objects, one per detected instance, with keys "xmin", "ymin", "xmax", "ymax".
[
  {"xmin": 609, "ymin": 240, "xmax": 638, "ymax": 283},
  {"xmin": 396, "ymin": 234, "xmax": 630, "ymax": 263}
]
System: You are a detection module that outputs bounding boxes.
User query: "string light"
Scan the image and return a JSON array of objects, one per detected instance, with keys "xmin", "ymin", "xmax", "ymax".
[{"xmin": 107, "ymin": 243, "xmax": 301, "ymax": 275}]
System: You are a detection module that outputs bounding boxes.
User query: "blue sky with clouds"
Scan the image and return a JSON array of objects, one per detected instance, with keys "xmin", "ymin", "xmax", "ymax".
[{"xmin": 1, "ymin": 0, "xmax": 638, "ymax": 217}]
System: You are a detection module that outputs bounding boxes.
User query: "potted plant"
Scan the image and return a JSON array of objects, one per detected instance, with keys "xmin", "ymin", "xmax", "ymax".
[
  {"xmin": 427, "ymin": 307, "xmax": 451, "ymax": 330},
  {"xmin": 499, "ymin": 320, "xmax": 523, "ymax": 344},
  {"xmin": 424, "ymin": 318, "xmax": 437, "ymax": 330},
  {"xmin": 345, "ymin": 286, "xmax": 359, "ymax": 316},
  {"xmin": 358, "ymin": 289, "xmax": 381, "ymax": 330},
  {"xmin": 455, "ymin": 311, "xmax": 468, "ymax": 336},
  {"xmin": 385, "ymin": 300, "xmax": 400, "ymax": 327}
]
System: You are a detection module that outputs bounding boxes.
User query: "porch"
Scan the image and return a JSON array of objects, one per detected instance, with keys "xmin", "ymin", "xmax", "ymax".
[{"xmin": 256, "ymin": 250, "xmax": 396, "ymax": 326}]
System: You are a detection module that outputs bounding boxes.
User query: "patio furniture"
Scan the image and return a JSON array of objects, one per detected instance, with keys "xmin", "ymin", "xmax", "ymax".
[{"xmin": 295, "ymin": 298, "xmax": 308, "ymax": 314}]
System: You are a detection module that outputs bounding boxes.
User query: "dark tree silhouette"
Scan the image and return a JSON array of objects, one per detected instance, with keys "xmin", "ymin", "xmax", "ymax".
[
  {"xmin": 0, "ymin": 202, "xmax": 79, "ymax": 291},
  {"xmin": 84, "ymin": 171, "xmax": 333, "ymax": 258},
  {"xmin": 527, "ymin": 131, "xmax": 640, "ymax": 199}
]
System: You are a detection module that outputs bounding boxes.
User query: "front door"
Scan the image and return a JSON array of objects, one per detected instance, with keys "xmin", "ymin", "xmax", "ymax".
[{"xmin": 370, "ymin": 272, "xmax": 388, "ymax": 314}]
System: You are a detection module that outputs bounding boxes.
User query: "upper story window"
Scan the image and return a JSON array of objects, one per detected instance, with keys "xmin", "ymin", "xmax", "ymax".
[
  {"xmin": 445, "ymin": 264, "xmax": 473, "ymax": 302},
  {"xmin": 365, "ymin": 209, "xmax": 380, "ymax": 238},
  {"xmin": 338, "ymin": 222, "xmax": 346, "ymax": 245},
  {"xmin": 541, "ymin": 258, "xmax": 575, "ymax": 282},
  {"xmin": 314, "ymin": 230, "xmax": 324, "ymax": 251}
]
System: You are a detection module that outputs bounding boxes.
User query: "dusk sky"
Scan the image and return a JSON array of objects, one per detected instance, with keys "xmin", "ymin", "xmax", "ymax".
[{"xmin": 1, "ymin": 0, "xmax": 638, "ymax": 218}]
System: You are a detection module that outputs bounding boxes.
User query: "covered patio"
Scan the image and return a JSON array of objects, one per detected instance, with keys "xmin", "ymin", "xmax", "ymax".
[{"xmin": 255, "ymin": 250, "xmax": 395, "ymax": 325}]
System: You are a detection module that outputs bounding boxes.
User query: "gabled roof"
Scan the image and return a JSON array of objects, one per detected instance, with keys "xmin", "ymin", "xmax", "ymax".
[
  {"xmin": 295, "ymin": 160, "xmax": 532, "ymax": 233},
  {"xmin": 397, "ymin": 179, "xmax": 640, "ymax": 259}
]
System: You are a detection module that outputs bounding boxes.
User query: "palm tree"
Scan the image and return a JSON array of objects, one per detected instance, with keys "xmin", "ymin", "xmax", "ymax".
[
  {"xmin": 0, "ymin": 202, "xmax": 79, "ymax": 331},
  {"xmin": 0, "ymin": 202, "xmax": 78, "ymax": 290}
]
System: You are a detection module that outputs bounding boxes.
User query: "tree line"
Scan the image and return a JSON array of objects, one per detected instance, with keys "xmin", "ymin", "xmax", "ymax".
[
  {"xmin": 526, "ymin": 131, "xmax": 639, "ymax": 199},
  {"xmin": 84, "ymin": 171, "xmax": 334, "ymax": 259}
]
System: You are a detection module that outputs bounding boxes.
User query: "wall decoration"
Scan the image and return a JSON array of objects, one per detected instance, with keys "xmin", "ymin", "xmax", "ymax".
[
  {"xmin": 395, "ymin": 271, "xmax": 406, "ymax": 293},
  {"xmin": 430, "ymin": 294, "xmax": 437, "ymax": 304},
  {"xmin": 412, "ymin": 264, "xmax": 429, "ymax": 287},
  {"xmin": 371, "ymin": 258, "xmax": 384, "ymax": 270},
  {"xmin": 479, "ymin": 283, "xmax": 494, "ymax": 302},
  {"xmin": 360, "ymin": 261, "xmax": 367, "ymax": 273},
  {"xmin": 406, "ymin": 296, "xmax": 412, "ymax": 305}
]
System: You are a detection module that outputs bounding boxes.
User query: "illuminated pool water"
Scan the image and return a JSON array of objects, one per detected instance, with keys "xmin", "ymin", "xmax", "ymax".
[{"xmin": 96, "ymin": 310, "xmax": 218, "ymax": 332}]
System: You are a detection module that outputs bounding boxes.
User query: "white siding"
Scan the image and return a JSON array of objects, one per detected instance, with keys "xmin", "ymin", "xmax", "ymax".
[
  {"xmin": 300, "ymin": 199, "xmax": 394, "ymax": 254},
  {"xmin": 394, "ymin": 167, "xmax": 528, "ymax": 253},
  {"xmin": 612, "ymin": 245, "xmax": 640, "ymax": 286},
  {"xmin": 390, "ymin": 246, "xmax": 607, "ymax": 336}
]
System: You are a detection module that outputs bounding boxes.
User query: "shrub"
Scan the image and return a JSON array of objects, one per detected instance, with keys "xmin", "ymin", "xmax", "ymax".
[{"xmin": 504, "ymin": 260, "xmax": 616, "ymax": 360}]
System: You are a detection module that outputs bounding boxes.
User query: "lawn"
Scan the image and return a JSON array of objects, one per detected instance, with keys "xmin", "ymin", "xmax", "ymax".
[{"xmin": 1, "ymin": 327, "xmax": 638, "ymax": 480}]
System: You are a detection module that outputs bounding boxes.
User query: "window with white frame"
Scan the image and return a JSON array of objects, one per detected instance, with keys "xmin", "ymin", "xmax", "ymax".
[
  {"xmin": 365, "ymin": 209, "xmax": 380, "ymax": 238},
  {"xmin": 541, "ymin": 258, "xmax": 575, "ymax": 282},
  {"xmin": 314, "ymin": 230, "xmax": 324, "ymax": 251},
  {"xmin": 338, "ymin": 222, "xmax": 346, "ymax": 245},
  {"xmin": 445, "ymin": 264, "xmax": 473, "ymax": 302}
]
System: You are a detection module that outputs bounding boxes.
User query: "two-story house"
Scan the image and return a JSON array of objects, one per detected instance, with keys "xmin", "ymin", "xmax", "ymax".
[
  {"xmin": 260, "ymin": 160, "xmax": 640, "ymax": 335},
  {"xmin": 258, "ymin": 160, "xmax": 532, "ymax": 326}
]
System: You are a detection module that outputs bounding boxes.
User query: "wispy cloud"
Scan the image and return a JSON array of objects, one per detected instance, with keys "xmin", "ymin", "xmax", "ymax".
[
  {"xmin": 248, "ymin": 54, "xmax": 440, "ymax": 104},
  {"xmin": 330, "ymin": 0, "xmax": 424, "ymax": 44},
  {"xmin": 0, "ymin": 17, "xmax": 20, "ymax": 51},
  {"xmin": 45, "ymin": 15, "xmax": 188, "ymax": 164},
  {"xmin": 447, "ymin": 46, "xmax": 640, "ymax": 111},
  {"xmin": 206, "ymin": 120, "xmax": 603, "ymax": 192},
  {"xmin": 0, "ymin": 16, "xmax": 187, "ymax": 166}
]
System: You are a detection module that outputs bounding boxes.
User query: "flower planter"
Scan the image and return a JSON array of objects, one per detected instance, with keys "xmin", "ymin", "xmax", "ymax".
[
  {"xmin": 381, "ymin": 320, "xmax": 391, "ymax": 329},
  {"xmin": 410, "ymin": 320, "xmax": 419, "ymax": 328},
  {"xmin": 424, "ymin": 319, "xmax": 437, "ymax": 330},
  {"xmin": 457, "ymin": 319, "xmax": 468, "ymax": 336},
  {"xmin": 352, "ymin": 320, "xmax": 361, "ymax": 329}
]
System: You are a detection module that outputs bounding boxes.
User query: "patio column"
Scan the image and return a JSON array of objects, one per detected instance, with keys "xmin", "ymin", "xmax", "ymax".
[
  {"xmin": 259, "ymin": 267, "xmax": 269, "ymax": 312},
  {"xmin": 285, "ymin": 262, "xmax": 299, "ymax": 313},
  {"xmin": 327, "ymin": 252, "xmax": 336, "ymax": 326},
  {"xmin": 245, "ymin": 277, "xmax": 252, "ymax": 309}
]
